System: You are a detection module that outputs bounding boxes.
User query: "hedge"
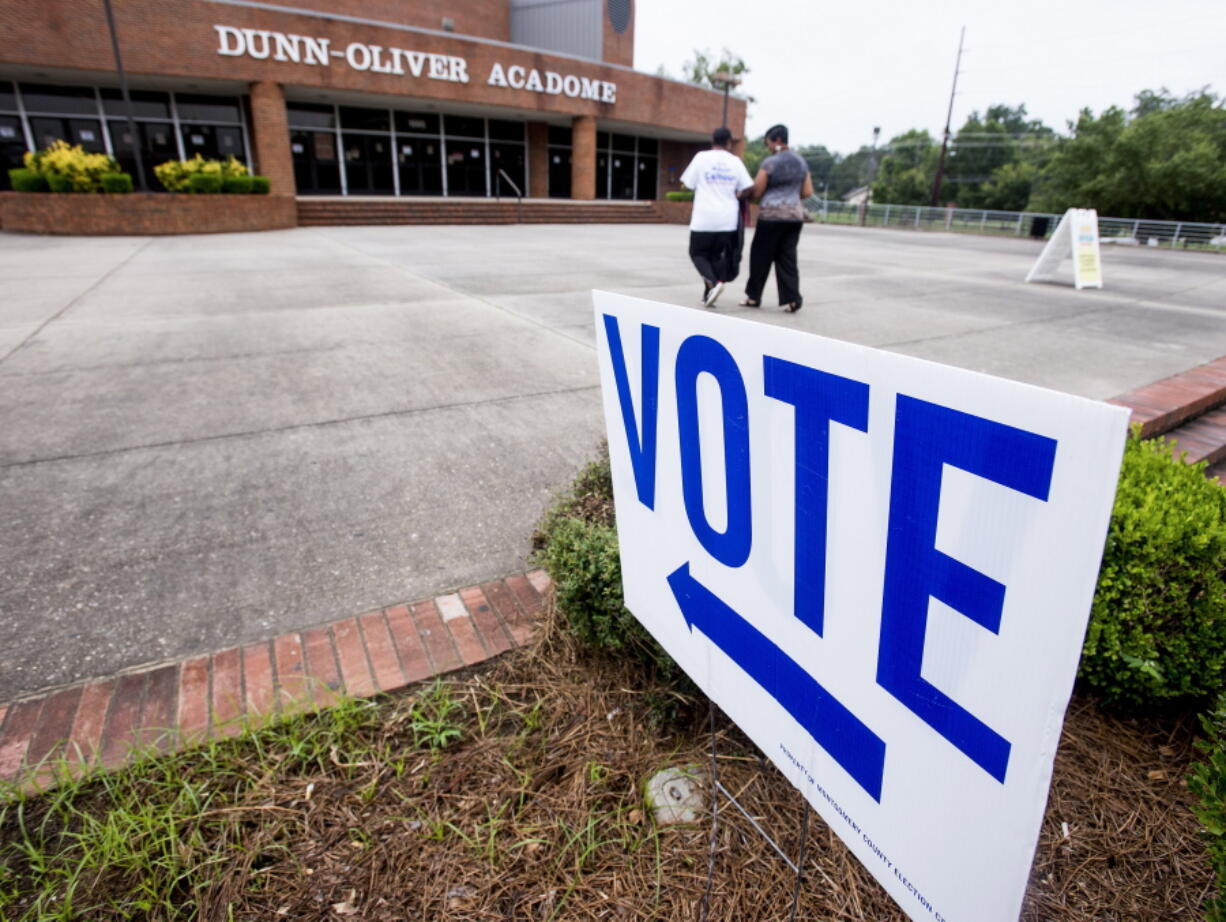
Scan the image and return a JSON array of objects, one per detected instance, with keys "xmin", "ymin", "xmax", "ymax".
[
  {"xmin": 665, "ymin": 190, "xmax": 694, "ymax": 202},
  {"xmin": 1080, "ymin": 433, "xmax": 1226, "ymax": 710},
  {"xmin": 8, "ymin": 168, "xmax": 47, "ymax": 193},
  {"xmin": 100, "ymin": 172, "xmax": 134, "ymax": 194}
]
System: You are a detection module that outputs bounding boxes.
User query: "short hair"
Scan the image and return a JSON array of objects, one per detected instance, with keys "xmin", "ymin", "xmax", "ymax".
[
  {"xmin": 765, "ymin": 124, "xmax": 789, "ymax": 144},
  {"xmin": 712, "ymin": 126, "xmax": 733, "ymax": 147}
]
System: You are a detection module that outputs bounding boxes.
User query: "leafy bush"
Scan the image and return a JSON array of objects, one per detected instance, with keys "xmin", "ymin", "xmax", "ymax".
[
  {"xmin": 533, "ymin": 448, "xmax": 694, "ymax": 694},
  {"xmin": 1189, "ymin": 693, "xmax": 1226, "ymax": 921},
  {"xmin": 23, "ymin": 140, "xmax": 120, "ymax": 192},
  {"xmin": 8, "ymin": 168, "xmax": 47, "ymax": 192},
  {"xmin": 221, "ymin": 175, "xmax": 254, "ymax": 194},
  {"xmin": 154, "ymin": 154, "xmax": 247, "ymax": 193},
  {"xmin": 100, "ymin": 172, "xmax": 133, "ymax": 194},
  {"xmin": 187, "ymin": 173, "xmax": 222, "ymax": 194},
  {"xmin": 1080, "ymin": 433, "xmax": 1226, "ymax": 710},
  {"xmin": 665, "ymin": 190, "xmax": 694, "ymax": 202},
  {"xmin": 250, "ymin": 175, "xmax": 271, "ymax": 195}
]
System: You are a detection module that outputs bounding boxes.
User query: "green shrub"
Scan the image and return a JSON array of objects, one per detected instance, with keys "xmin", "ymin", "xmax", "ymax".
[
  {"xmin": 1080, "ymin": 433, "xmax": 1226, "ymax": 710},
  {"xmin": 665, "ymin": 190, "xmax": 694, "ymax": 202},
  {"xmin": 221, "ymin": 175, "xmax": 254, "ymax": 194},
  {"xmin": 1189, "ymin": 693, "xmax": 1226, "ymax": 921},
  {"xmin": 24, "ymin": 140, "xmax": 121, "ymax": 192},
  {"xmin": 154, "ymin": 154, "xmax": 246, "ymax": 192},
  {"xmin": 187, "ymin": 173, "xmax": 222, "ymax": 194},
  {"xmin": 533, "ymin": 448, "xmax": 694, "ymax": 695},
  {"xmin": 250, "ymin": 175, "xmax": 271, "ymax": 195},
  {"xmin": 100, "ymin": 172, "xmax": 133, "ymax": 194},
  {"xmin": 8, "ymin": 168, "xmax": 47, "ymax": 192}
]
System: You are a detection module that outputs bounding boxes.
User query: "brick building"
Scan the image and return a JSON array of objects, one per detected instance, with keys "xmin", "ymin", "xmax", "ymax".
[{"xmin": 0, "ymin": 0, "xmax": 745, "ymax": 201}]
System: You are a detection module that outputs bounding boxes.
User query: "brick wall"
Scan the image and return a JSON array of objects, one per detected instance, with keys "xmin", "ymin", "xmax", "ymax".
[
  {"xmin": 0, "ymin": 0, "xmax": 741, "ymax": 142},
  {"xmin": 285, "ymin": 0, "xmax": 510, "ymax": 44},
  {"xmin": 248, "ymin": 82, "xmax": 295, "ymax": 195},
  {"xmin": 0, "ymin": 192, "xmax": 297, "ymax": 235}
]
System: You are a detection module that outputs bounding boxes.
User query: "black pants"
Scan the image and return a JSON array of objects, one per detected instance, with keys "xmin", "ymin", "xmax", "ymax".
[
  {"xmin": 745, "ymin": 220, "xmax": 803, "ymax": 306},
  {"xmin": 689, "ymin": 230, "xmax": 739, "ymax": 285}
]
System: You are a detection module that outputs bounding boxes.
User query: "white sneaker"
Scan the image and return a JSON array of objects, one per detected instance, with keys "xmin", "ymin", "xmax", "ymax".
[{"xmin": 704, "ymin": 281, "xmax": 725, "ymax": 308}]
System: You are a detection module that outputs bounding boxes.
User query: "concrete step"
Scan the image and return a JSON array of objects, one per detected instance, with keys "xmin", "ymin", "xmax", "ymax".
[
  {"xmin": 1110, "ymin": 356, "xmax": 1226, "ymax": 478},
  {"xmin": 296, "ymin": 198, "xmax": 664, "ymax": 227}
]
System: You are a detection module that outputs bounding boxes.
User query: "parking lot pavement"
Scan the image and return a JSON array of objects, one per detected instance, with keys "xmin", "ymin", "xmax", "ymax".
[{"xmin": 2, "ymin": 223, "xmax": 1223, "ymax": 701}]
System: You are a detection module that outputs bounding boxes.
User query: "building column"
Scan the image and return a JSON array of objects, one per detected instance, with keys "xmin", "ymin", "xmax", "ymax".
[
  {"xmin": 526, "ymin": 121, "xmax": 548, "ymax": 199},
  {"xmin": 248, "ymin": 81, "xmax": 295, "ymax": 195},
  {"xmin": 570, "ymin": 115, "xmax": 596, "ymax": 201}
]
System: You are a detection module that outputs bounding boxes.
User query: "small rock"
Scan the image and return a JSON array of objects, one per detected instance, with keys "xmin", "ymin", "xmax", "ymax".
[{"xmin": 644, "ymin": 765, "xmax": 706, "ymax": 825}]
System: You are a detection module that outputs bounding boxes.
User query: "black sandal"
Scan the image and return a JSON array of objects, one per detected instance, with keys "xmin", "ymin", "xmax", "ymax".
[
  {"xmin": 785, "ymin": 300, "xmax": 803, "ymax": 313},
  {"xmin": 739, "ymin": 298, "xmax": 761, "ymax": 308}
]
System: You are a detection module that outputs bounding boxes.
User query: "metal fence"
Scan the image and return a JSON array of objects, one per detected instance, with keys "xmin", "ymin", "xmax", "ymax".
[{"xmin": 803, "ymin": 199, "xmax": 1226, "ymax": 251}]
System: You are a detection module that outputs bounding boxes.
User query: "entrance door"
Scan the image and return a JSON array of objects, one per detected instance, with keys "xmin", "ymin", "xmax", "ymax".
[
  {"xmin": 396, "ymin": 137, "xmax": 442, "ymax": 195},
  {"xmin": 291, "ymin": 130, "xmax": 342, "ymax": 194},
  {"xmin": 548, "ymin": 148, "xmax": 571, "ymax": 198},
  {"xmin": 342, "ymin": 133, "xmax": 394, "ymax": 195},
  {"xmin": 445, "ymin": 142, "xmax": 486, "ymax": 196}
]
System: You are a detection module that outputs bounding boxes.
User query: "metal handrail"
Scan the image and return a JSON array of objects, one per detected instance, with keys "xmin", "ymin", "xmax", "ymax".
[{"xmin": 495, "ymin": 168, "xmax": 523, "ymax": 203}]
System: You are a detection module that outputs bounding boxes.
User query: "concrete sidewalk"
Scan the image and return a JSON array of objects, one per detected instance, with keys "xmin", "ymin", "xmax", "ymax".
[{"xmin": 2, "ymin": 222, "xmax": 1224, "ymax": 708}]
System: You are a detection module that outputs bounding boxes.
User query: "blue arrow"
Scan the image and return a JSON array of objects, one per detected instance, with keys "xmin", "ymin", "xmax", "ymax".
[{"xmin": 668, "ymin": 563, "xmax": 886, "ymax": 802}]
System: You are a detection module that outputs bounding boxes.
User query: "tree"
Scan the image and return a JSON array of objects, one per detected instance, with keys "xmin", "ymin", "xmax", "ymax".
[
  {"xmin": 680, "ymin": 48, "xmax": 750, "ymax": 91},
  {"xmin": 1030, "ymin": 89, "xmax": 1226, "ymax": 222},
  {"xmin": 944, "ymin": 104, "xmax": 1054, "ymax": 209},
  {"xmin": 871, "ymin": 129, "xmax": 939, "ymax": 205}
]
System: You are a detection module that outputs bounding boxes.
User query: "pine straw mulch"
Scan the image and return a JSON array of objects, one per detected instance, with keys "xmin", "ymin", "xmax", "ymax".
[{"xmin": 5, "ymin": 604, "xmax": 1216, "ymax": 921}]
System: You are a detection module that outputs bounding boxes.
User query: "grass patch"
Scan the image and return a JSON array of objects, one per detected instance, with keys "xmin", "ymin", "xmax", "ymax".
[{"xmin": 0, "ymin": 615, "xmax": 1214, "ymax": 920}]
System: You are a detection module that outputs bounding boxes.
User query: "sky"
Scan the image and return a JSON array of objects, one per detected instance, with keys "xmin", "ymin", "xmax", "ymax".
[{"xmin": 634, "ymin": 0, "xmax": 1225, "ymax": 155}]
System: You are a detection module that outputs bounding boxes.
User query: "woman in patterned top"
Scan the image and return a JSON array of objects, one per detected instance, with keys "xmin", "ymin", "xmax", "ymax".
[{"xmin": 741, "ymin": 124, "xmax": 813, "ymax": 312}]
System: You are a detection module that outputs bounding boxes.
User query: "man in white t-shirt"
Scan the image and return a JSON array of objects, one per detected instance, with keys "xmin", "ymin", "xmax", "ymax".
[{"xmin": 680, "ymin": 127, "xmax": 754, "ymax": 307}]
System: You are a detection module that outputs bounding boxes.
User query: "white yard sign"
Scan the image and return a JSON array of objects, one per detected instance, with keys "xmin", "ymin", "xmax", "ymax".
[
  {"xmin": 593, "ymin": 291, "xmax": 1128, "ymax": 922},
  {"xmin": 1026, "ymin": 208, "xmax": 1104, "ymax": 289}
]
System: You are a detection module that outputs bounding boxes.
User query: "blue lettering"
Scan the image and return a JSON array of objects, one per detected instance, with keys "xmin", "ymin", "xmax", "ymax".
[
  {"xmin": 877, "ymin": 395, "xmax": 1056, "ymax": 782},
  {"xmin": 602, "ymin": 314, "xmax": 659, "ymax": 509},
  {"xmin": 675, "ymin": 335, "xmax": 752, "ymax": 567},
  {"xmin": 764, "ymin": 356, "xmax": 869, "ymax": 636}
]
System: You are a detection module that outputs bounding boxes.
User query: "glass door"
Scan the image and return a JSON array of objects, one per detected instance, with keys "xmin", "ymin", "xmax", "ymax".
[{"xmin": 291, "ymin": 130, "xmax": 342, "ymax": 194}]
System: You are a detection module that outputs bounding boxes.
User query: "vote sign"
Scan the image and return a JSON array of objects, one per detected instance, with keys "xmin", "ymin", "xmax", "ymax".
[{"xmin": 593, "ymin": 292, "xmax": 1129, "ymax": 922}]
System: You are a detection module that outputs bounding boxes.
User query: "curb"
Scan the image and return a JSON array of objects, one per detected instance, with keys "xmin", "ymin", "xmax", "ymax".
[
  {"xmin": 0, "ymin": 569, "xmax": 552, "ymax": 790},
  {"xmin": 1109, "ymin": 355, "xmax": 1226, "ymax": 473}
]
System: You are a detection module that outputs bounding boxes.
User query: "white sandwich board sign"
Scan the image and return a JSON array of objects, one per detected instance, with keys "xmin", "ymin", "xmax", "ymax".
[
  {"xmin": 1025, "ymin": 208, "xmax": 1104, "ymax": 289},
  {"xmin": 593, "ymin": 291, "xmax": 1128, "ymax": 922}
]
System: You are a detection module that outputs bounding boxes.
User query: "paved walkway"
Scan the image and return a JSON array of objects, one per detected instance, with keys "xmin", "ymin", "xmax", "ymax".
[
  {"xmin": 2, "ymin": 223, "xmax": 1224, "ymax": 771},
  {"xmin": 0, "ymin": 569, "xmax": 550, "ymax": 787}
]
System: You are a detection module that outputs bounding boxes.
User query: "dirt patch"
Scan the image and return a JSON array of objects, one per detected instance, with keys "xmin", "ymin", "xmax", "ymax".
[{"xmin": 2, "ymin": 605, "xmax": 1213, "ymax": 921}]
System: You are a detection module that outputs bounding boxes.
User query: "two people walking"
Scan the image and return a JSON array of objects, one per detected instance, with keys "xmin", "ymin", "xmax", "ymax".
[{"xmin": 681, "ymin": 123, "xmax": 812, "ymax": 312}]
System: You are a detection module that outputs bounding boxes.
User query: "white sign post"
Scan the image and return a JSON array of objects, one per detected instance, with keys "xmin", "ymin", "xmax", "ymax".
[
  {"xmin": 1025, "ymin": 208, "xmax": 1104, "ymax": 289},
  {"xmin": 593, "ymin": 291, "xmax": 1128, "ymax": 922}
]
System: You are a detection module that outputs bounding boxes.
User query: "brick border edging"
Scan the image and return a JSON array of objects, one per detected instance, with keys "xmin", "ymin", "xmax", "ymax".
[
  {"xmin": 0, "ymin": 570, "xmax": 552, "ymax": 788},
  {"xmin": 1109, "ymin": 356, "xmax": 1226, "ymax": 439}
]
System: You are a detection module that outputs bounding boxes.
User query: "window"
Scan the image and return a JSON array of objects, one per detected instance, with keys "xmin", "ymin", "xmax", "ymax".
[
  {"xmin": 100, "ymin": 89, "xmax": 170, "ymax": 120},
  {"xmin": 287, "ymin": 103, "xmax": 336, "ymax": 130},
  {"xmin": 394, "ymin": 111, "xmax": 439, "ymax": 135},
  {"xmin": 175, "ymin": 94, "xmax": 240, "ymax": 123},
  {"xmin": 340, "ymin": 106, "xmax": 389, "ymax": 133},
  {"xmin": 18, "ymin": 84, "xmax": 97, "ymax": 115}
]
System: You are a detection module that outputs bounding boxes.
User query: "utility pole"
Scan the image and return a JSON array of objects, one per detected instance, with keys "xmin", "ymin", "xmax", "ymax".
[
  {"xmin": 929, "ymin": 26, "xmax": 965, "ymax": 208},
  {"xmin": 102, "ymin": 0, "xmax": 148, "ymax": 191}
]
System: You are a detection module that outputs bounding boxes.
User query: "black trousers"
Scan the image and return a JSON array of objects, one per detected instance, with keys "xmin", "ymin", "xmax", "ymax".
[
  {"xmin": 689, "ymin": 230, "xmax": 740, "ymax": 285},
  {"xmin": 745, "ymin": 220, "xmax": 803, "ymax": 305}
]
